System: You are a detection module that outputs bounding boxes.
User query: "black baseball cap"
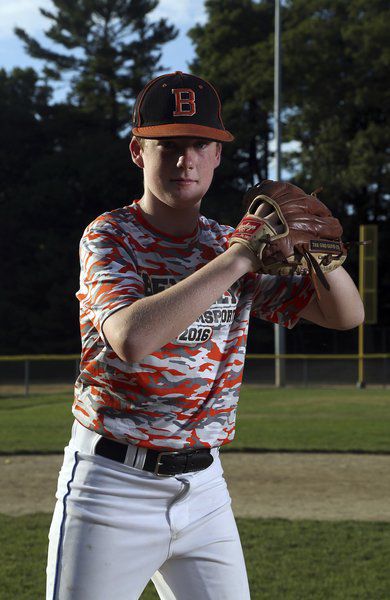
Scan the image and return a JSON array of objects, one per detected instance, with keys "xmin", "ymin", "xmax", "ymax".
[{"xmin": 132, "ymin": 71, "xmax": 234, "ymax": 142}]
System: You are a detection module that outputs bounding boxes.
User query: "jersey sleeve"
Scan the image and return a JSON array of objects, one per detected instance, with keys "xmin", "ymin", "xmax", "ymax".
[
  {"xmin": 250, "ymin": 273, "xmax": 314, "ymax": 329},
  {"xmin": 76, "ymin": 220, "xmax": 144, "ymax": 337}
]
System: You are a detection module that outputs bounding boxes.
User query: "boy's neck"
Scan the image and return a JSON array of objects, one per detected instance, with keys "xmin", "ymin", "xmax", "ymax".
[{"xmin": 138, "ymin": 194, "xmax": 201, "ymax": 237}]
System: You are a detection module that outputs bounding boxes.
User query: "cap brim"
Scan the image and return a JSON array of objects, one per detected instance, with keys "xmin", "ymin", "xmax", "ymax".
[{"xmin": 132, "ymin": 123, "xmax": 234, "ymax": 142}]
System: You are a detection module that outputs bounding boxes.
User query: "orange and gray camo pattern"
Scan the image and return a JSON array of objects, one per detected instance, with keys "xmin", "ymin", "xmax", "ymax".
[{"xmin": 73, "ymin": 202, "xmax": 314, "ymax": 451}]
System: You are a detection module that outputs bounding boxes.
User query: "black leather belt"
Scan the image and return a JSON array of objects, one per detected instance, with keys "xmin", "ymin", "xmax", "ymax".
[{"xmin": 95, "ymin": 437, "xmax": 214, "ymax": 477}]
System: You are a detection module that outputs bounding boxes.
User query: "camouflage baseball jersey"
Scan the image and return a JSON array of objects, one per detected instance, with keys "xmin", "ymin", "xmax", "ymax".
[{"xmin": 74, "ymin": 202, "xmax": 314, "ymax": 450}]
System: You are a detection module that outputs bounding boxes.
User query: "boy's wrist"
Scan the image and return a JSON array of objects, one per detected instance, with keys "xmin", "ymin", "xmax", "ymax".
[{"xmin": 226, "ymin": 243, "xmax": 258, "ymax": 274}]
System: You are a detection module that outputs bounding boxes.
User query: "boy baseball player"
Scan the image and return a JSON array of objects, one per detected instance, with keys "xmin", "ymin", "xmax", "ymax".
[{"xmin": 46, "ymin": 71, "xmax": 364, "ymax": 599}]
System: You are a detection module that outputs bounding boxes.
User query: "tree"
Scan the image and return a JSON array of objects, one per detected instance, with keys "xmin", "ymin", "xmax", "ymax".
[
  {"xmin": 0, "ymin": 68, "xmax": 53, "ymax": 352},
  {"xmin": 0, "ymin": 67, "xmax": 52, "ymax": 185},
  {"xmin": 282, "ymin": 0, "xmax": 390, "ymax": 226},
  {"xmin": 15, "ymin": 0, "xmax": 177, "ymax": 136},
  {"xmin": 189, "ymin": 0, "xmax": 389, "ymax": 330},
  {"xmin": 0, "ymin": 1, "xmax": 179, "ymax": 353},
  {"xmin": 0, "ymin": 66, "xmax": 146, "ymax": 354},
  {"xmin": 190, "ymin": 0, "xmax": 389, "ymax": 226},
  {"xmin": 281, "ymin": 0, "xmax": 390, "ymax": 321},
  {"xmin": 188, "ymin": 0, "xmax": 276, "ymax": 223}
]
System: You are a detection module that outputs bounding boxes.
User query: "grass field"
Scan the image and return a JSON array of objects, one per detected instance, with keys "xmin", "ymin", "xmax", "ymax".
[
  {"xmin": 0, "ymin": 386, "xmax": 389, "ymax": 454},
  {"xmin": 1, "ymin": 386, "xmax": 390, "ymax": 599},
  {"xmin": 0, "ymin": 514, "xmax": 389, "ymax": 600}
]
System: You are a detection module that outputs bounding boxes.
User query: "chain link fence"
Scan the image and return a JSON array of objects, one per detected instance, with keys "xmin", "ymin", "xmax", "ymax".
[{"xmin": 0, "ymin": 353, "xmax": 388, "ymax": 396}]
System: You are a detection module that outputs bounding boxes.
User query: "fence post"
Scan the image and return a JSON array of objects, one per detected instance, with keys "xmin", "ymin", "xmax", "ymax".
[
  {"xmin": 24, "ymin": 359, "xmax": 30, "ymax": 397},
  {"xmin": 303, "ymin": 357, "xmax": 308, "ymax": 387},
  {"xmin": 383, "ymin": 329, "xmax": 387, "ymax": 388}
]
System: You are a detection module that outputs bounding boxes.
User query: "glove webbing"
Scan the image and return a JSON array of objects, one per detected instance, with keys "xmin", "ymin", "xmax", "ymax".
[{"xmin": 301, "ymin": 247, "xmax": 330, "ymax": 298}]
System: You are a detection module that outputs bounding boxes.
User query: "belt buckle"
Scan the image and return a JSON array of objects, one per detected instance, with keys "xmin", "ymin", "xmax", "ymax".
[{"xmin": 154, "ymin": 450, "xmax": 181, "ymax": 477}]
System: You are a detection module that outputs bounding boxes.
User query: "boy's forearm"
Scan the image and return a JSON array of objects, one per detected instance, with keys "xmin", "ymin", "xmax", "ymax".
[
  {"xmin": 300, "ymin": 267, "xmax": 364, "ymax": 330},
  {"xmin": 103, "ymin": 245, "xmax": 254, "ymax": 362}
]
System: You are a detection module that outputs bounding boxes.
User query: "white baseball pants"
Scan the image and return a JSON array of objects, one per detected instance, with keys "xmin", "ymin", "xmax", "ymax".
[{"xmin": 46, "ymin": 421, "xmax": 251, "ymax": 599}]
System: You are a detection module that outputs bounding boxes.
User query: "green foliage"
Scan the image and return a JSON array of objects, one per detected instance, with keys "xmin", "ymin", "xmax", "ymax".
[
  {"xmin": 15, "ymin": 0, "xmax": 177, "ymax": 135},
  {"xmin": 189, "ymin": 0, "xmax": 276, "ymax": 223},
  {"xmin": 1, "ymin": 514, "xmax": 389, "ymax": 599},
  {"xmin": 191, "ymin": 0, "xmax": 389, "ymax": 222},
  {"xmin": 1, "ymin": 387, "xmax": 389, "ymax": 454},
  {"xmin": 281, "ymin": 0, "xmax": 390, "ymax": 319},
  {"xmin": 0, "ymin": 67, "xmax": 51, "ymax": 182},
  {"xmin": 282, "ymin": 0, "xmax": 389, "ymax": 223},
  {"xmin": 0, "ymin": 68, "xmax": 143, "ymax": 353}
]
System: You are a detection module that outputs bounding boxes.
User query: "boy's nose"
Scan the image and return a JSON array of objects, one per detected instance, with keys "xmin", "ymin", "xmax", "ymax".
[{"xmin": 177, "ymin": 150, "xmax": 194, "ymax": 170}]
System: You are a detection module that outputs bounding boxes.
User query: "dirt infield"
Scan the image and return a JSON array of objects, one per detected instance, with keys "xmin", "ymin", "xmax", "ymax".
[
  {"xmin": 225, "ymin": 452, "xmax": 390, "ymax": 521},
  {"xmin": 1, "ymin": 452, "xmax": 389, "ymax": 521}
]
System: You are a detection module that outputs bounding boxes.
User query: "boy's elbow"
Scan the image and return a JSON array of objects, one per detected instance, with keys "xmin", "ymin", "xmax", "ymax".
[
  {"xmin": 335, "ymin": 304, "xmax": 365, "ymax": 330},
  {"xmin": 349, "ymin": 302, "xmax": 365, "ymax": 329},
  {"xmin": 113, "ymin": 334, "xmax": 148, "ymax": 364},
  {"xmin": 103, "ymin": 320, "xmax": 147, "ymax": 363},
  {"xmin": 122, "ymin": 345, "xmax": 148, "ymax": 364}
]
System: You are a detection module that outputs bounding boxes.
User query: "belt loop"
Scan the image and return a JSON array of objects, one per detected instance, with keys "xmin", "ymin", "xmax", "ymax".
[
  {"xmin": 123, "ymin": 444, "xmax": 148, "ymax": 469},
  {"xmin": 133, "ymin": 446, "xmax": 147, "ymax": 469},
  {"xmin": 123, "ymin": 444, "xmax": 136, "ymax": 468}
]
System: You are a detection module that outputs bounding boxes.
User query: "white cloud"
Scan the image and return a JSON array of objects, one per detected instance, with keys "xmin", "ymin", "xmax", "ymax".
[
  {"xmin": 0, "ymin": 0, "xmax": 206, "ymax": 40},
  {"xmin": 0, "ymin": 0, "xmax": 53, "ymax": 39},
  {"xmin": 0, "ymin": 0, "xmax": 204, "ymax": 76},
  {"xmin": 150, "ymin": 0, "xmax": 206, "ymax": 28}
]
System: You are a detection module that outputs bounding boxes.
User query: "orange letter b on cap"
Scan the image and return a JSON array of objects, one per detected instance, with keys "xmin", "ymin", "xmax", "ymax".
[{"xmin": 172, "ymin": 88, "xmax": 196, "ymax": 116}]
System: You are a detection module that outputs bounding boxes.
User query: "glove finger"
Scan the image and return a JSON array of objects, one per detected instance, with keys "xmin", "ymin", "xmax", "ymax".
[
  {"xmin": 249, "ymin": 198, "xmax": 287, "ymax": 233},
  {"xmin": 255, "ymin": 180, "xmax": 332, "ymax": 218},
  {"xmin": 288, "ymin": 215, "xmax": 343, "ymax": 238},
  {"xmin": 263, "ymin": 212, "xmax": 285, "ymax": 233},
  {"xmin": 252, "ymin": 200, "xmax": 276, "ymax": 219},
  {"xmin": 281, "ymin": 197, "xmax": 331, "ymax": 218},
  {"xmin": 307, "ymin": 197, "xmax": 332, "ymax": 217}
]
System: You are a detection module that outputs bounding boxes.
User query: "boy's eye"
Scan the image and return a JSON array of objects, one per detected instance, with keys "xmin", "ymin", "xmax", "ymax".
[{"xmin": 159, "ymin": 141, "xmax": 175, "ymax": 149}]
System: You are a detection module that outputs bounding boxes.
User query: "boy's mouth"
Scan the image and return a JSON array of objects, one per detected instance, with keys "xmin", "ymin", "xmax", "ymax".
[{"xmin": 171, "ymin": 178, "xmax": 197, "ymax": 184}]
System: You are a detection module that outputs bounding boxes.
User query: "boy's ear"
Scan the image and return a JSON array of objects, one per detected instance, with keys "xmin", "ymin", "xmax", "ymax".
[
  {"xmin": 215, "ymin": 142, "xmax": 222, "ymax": 167},
  {"xmin": 129, "ymin": 137, "xmax": 144, "ymax": 169}
]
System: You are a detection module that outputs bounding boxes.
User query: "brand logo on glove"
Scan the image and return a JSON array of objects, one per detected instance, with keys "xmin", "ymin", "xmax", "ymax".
[
  {"xmin": 234, "ymin": 216, "xmax": 266, "ymax": 242},
  {"xmin": 239, "ymin": 223, "xmax": 258, "ymax": 233},
  {"xmin": 309, "ymin": 240, "xmax": 342, "ymax": 253}
]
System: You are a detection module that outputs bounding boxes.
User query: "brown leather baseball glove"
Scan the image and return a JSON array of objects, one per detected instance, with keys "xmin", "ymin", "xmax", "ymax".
[{"xmin": 229, "ymin": 179, "xmax": 347, "ymax": 292}]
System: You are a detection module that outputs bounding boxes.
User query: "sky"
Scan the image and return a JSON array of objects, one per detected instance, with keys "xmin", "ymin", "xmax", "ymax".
[
  {"xmin": 0, "ymin": 0, "xmax": 207, "ymax": 76},
  {"xmin": 0, "ymin": 0, "xmax": 287, "ymax": 177}
]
